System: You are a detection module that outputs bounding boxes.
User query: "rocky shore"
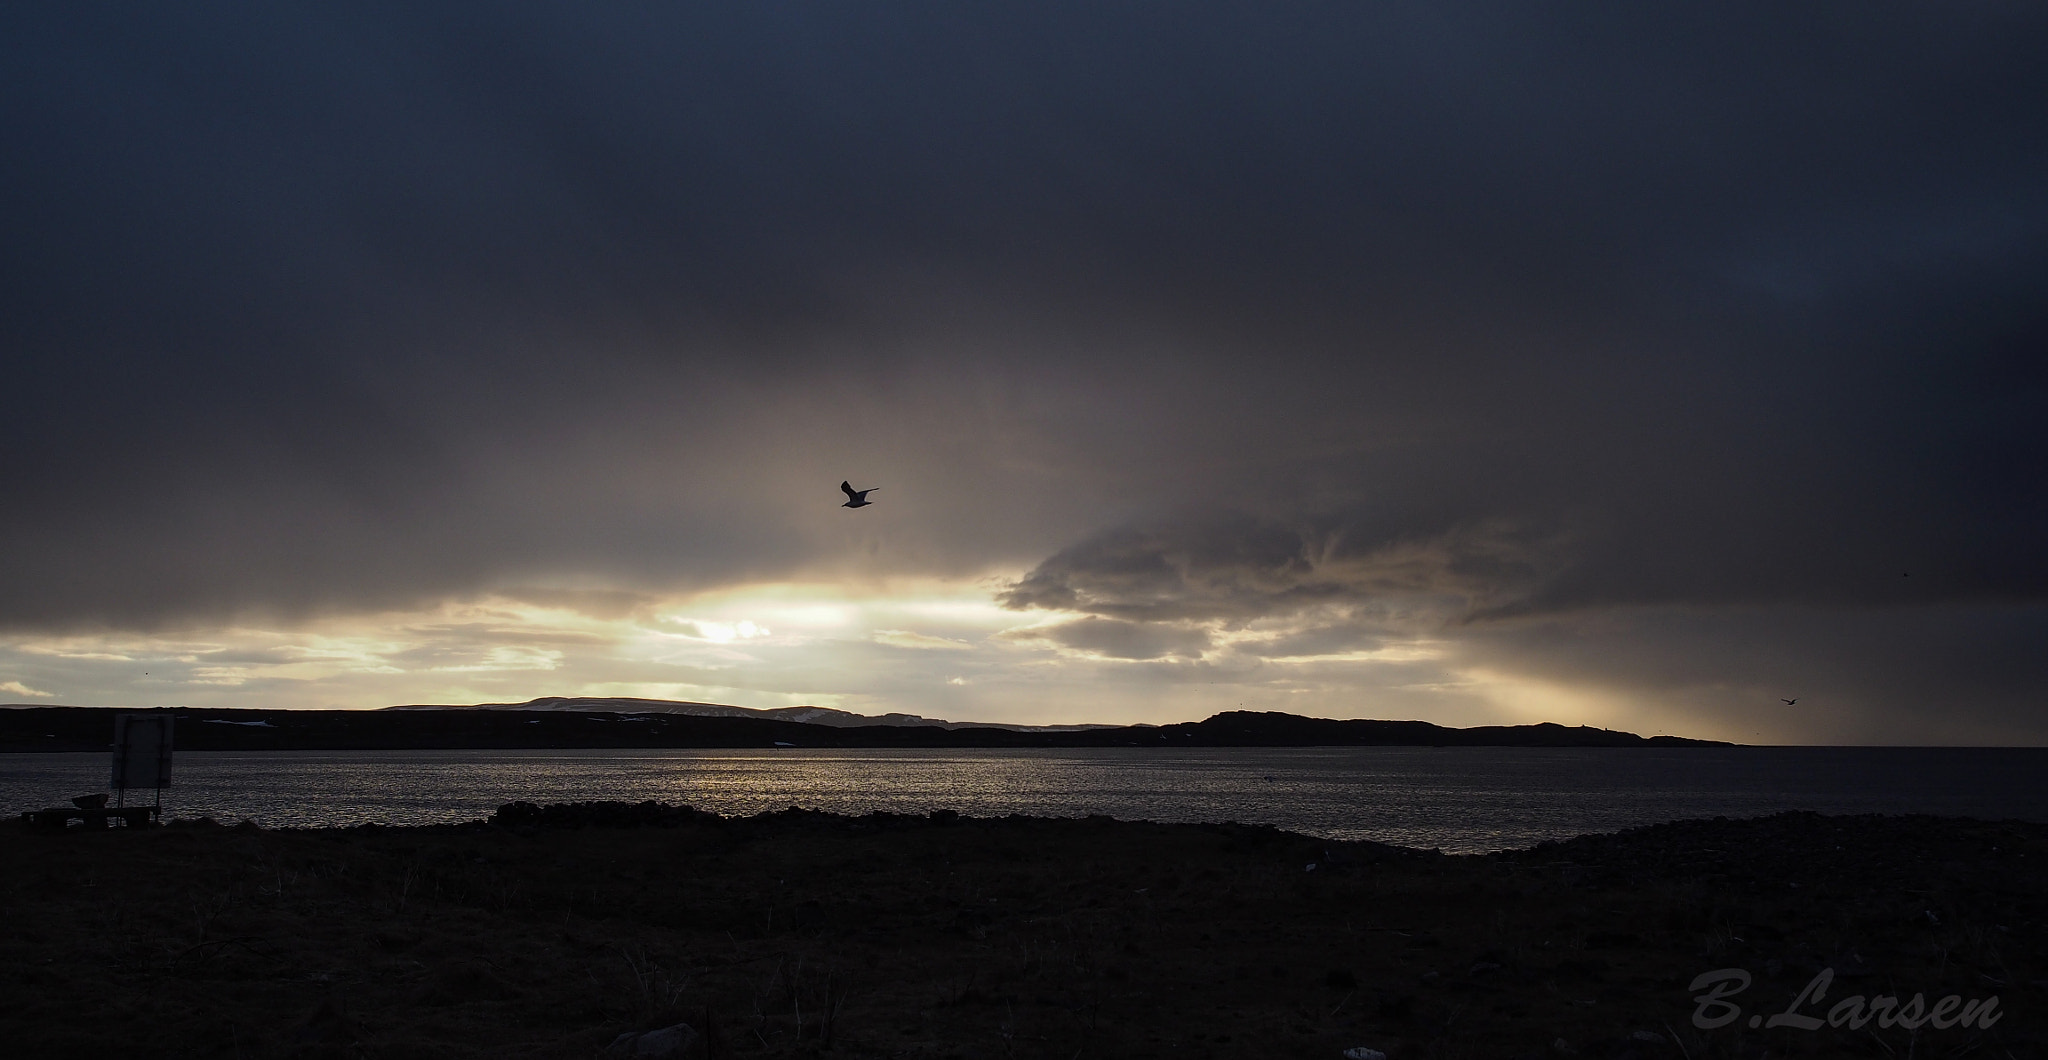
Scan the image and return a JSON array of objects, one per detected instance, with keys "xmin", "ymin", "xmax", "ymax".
[{"xmin": 2, "ymin": 807, "xmax": 2041, "ymax": 1058}]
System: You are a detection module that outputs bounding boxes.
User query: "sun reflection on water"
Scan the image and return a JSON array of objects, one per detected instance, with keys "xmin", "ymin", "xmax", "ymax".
[{"xmin": 6, "ymin": 747, "xmax": 2046, "ymax": 854}]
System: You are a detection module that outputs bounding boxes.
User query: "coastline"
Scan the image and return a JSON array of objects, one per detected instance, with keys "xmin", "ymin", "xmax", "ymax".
[
  {"xmin": 0, "ymin": 706, "xmax": 1733, "ymax": 753},
  {"xmin": 4, "ymin": 807, "xmax": 2041, "ymax": 1058}
]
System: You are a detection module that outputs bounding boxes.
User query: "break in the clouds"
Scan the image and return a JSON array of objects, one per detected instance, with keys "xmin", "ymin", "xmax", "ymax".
[{"xmin": 3, "ymin": 3, "xmax": 2045, "ymax": 742}]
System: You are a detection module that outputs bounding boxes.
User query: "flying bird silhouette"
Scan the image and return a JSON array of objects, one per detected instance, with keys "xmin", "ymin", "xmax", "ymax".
[
  {"xmin": 1781, "ymin": 698, "xmax": 1798, "ymax": 705},
  {"xmin": 840, "ymin": 481, "xmax": 878, "ymax": 508}
]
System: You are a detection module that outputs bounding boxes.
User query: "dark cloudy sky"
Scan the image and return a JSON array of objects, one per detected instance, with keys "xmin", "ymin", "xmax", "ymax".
[{"xmin": 4, "ymin": 3, "xmax": 2045, "ymax": 743}]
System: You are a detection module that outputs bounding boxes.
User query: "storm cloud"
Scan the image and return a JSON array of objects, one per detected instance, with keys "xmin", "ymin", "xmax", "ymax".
[
  {"xmin": 3, "ymin": 3, "xmax": 2045, "ymax": 739},
  {"xmin": 999, "ymin": 513, "xmax": 1572, "ymax": 624}
]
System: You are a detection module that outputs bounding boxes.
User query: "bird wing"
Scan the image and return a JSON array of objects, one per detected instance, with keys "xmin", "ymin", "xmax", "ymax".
[{"xmin": 841, "ymin": 481, "xmax": 857, "ymax": 499}]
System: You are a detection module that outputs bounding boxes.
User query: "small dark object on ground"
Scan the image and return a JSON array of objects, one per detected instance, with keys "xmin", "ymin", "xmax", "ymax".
[
  {"xmin": 20, "ymin": 804, "xmax": 157, "ymax": 830},
  {"xmin": 605, "ymin": 1021, "xmax": 699, "ymax": 1058}
]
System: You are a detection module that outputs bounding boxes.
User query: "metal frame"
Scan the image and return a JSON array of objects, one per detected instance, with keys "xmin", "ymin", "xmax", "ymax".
[{"xmin": 111, "ymin": 711, "xmax": 175, "ymax": 816}]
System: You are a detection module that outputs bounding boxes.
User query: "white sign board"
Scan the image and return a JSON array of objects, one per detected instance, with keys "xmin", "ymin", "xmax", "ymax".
[{"xmin": 111, "ymin": 713, "xmax": 175, "ymax": 790}]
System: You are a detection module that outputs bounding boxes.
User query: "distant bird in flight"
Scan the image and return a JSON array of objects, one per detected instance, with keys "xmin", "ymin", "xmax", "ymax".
[
  {"xmin": 1781, "ymin": 698, "xmax": 1798, "ymax": 705},
  {"xmin": 840, "ymin": 481, "xmax": 878, "ymax": 508}
]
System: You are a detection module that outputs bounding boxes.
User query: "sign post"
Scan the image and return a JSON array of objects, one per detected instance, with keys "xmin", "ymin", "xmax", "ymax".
[{"xmin": 111, "ymin": 712, "xmax": 174, "ymax": 817}]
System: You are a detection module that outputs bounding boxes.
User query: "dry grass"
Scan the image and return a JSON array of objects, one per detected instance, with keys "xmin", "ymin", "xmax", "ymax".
[{"xmin": 1, "ymin": 809, "xmax": 2043, "ymax": 1059}]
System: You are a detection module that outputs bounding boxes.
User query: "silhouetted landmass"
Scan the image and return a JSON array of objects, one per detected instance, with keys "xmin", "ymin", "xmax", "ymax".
[
  {"xmin": 386, "ymin": 695, "xmax": 1121, "ymax": 731},
  {"xmin": 0, "ymin": 703, "xmax": 1728, "ymax": 752}
]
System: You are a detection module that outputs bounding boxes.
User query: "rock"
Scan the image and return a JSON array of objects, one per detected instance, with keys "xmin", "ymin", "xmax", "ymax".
[
  {"xmin": 412, "ymin": 959, "xmax": 519, "ymax": 1005},
  {"xmin": 1552, "ymin": 957, "xmax": 1608, "ymax": 981},
  {"xmin": 70, "ymin": 793, "xmax": 108, "ymax": 809},
  {"xmin": 605, "ymin": 1022, "xmax": 701, "ymax": 1059},
  {"xmin": 289, "ymin": 990, "xmax": 356, "ymax": 1046},
  {"xmin": 1829, "ymin": 950, "xmax": 1876, "ymax": 977}
]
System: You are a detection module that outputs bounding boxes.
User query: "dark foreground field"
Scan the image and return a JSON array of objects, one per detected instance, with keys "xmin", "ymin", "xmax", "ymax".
[{"xmin": 3, "ymin": 807, "xmax": 2043, "ymax": 1060}]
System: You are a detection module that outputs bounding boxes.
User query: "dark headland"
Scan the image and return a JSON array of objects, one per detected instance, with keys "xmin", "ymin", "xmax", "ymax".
[{"xmin": 0, "ymin": 699, "xmax": 1731, "ymax": 752}]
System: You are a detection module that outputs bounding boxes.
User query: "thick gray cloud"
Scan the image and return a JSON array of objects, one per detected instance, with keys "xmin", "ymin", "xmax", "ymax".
[
  {"xmin": 3, "ymin": 4, "xmax": 2045, "ymax": 735},
  {"xmin": 1019, "ymin": 617, "xmax": 1213, "ymax": 661},
  {"xmin": 999, "ymin": 512, "xmax": 1571, "ymax": 624}
]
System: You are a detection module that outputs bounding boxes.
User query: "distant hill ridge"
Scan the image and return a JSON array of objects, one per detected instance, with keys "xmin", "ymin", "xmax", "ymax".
[
  {"xmin": 0, "ymin": 700, "xmax": 1732, "ymax": 751},
  {"xmin": 381, "ymin": 695, "xmax": 1116, "ymax": 732}
]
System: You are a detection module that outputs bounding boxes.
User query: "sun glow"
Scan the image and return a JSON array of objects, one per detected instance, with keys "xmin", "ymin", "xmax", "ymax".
[
  {"xmin": 1453, "ymin": 666, "xmax": 1761, "ymax": 743},
  {"xmin": 662, "ymin": 619, "xmax": 772, "ymax": 643},
  {"xmin": 0, "ymin": 573, "xmax": 1605, "ymax": 729}
]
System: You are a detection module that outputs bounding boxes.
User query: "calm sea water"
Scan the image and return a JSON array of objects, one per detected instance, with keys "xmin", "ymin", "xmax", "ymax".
[{"xmin": 6, "ymin": 746, "xmax": 2046, "ymax": 854}]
